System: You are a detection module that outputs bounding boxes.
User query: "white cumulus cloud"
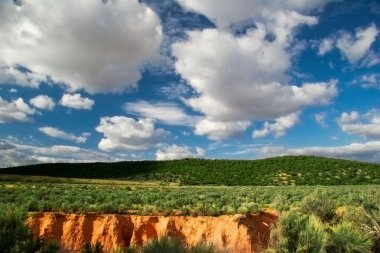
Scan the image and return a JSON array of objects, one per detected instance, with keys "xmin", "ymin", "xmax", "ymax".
[
  {"xmin": 0, "ymin": 65, "xmax": 49, "ymax": 88},
  {"xmin": 253, "ymin": 113, "xmax": 299, "ymax": 138},
  {"xmin": 173, "ymin": 27, "xmax": 337, "ymax": 139},
  {"xmin": 352, "ymin": 74, "xmax": 380, "ymax": 89},
  {"xmin": 172, "ymin": 1, "xmax": 339, "ymax": 140},
  {"xmin": 156, "ymin": 144, "xmax": 205, "ymax": 160},
  {"xmin": 336, "ymin": 24, "xmax": 379, "ymax": 64},
  {"xmin": 174, "ymin": 28, "xmax": 338, "ymax": 122},
  {"xmin": 96, "ymin": 116, "xmax": 167, "ymax": 151},
  {"xmin": 0, "ymin": 138, "xmax": 123, "ymax": 168},
  {"xmin": 0, "ymin": 96, "xmax": 36, "ymax": 123},
  {"xmin": 338, "ymin": 111, "xmax": 359, "ymax": 124},
  {"xmin": 318, "ymin": 38, "xmax": 334, "ymax": 56},
  {"xmin": 59, "ymin": 93, "xmax": 94, "ymax": 110},
  {"xmin": 315, "ymin": 112, "xmax": 327, "ymax": 128},
  {"xmin": 29, "ymin": 95, "xmax": 55, "ymax": 111},
  {"xmin": 124, "ymin": 101, "xmax": 198, "ymax": 126},
  {"xmin": 338, "ymin": 110, "xmax": 380, "ymax": 139},
  {"xmin": 176, "ymin": 0, "xmax": 336, "ymax": 29},
  {"xmin": 0, "ymin": 0, "xmax": 162, "ymax": 93},
  {"xmin": 194, "ymin": 119, "xmax": 250, "ymax": 141},
  {"xmin": 39, "ymin": 127, "xmax": 90, "ymax": 144}
]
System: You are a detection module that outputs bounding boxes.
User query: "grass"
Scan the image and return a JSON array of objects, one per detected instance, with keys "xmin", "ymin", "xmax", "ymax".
[
  {"xmin": 0, "ymin": 174, "xmax": 179, "ymax": 186},
  {"xmin": 1, "ymin": 181, "xmax": 380, "ymax": 215},
  {"xmin": 2, "ymin": 155, "xmax": 380, "ymax": 251},
  {"xmin": 1, "ymin": 173, "xmax": 380, "ymax": 252}
]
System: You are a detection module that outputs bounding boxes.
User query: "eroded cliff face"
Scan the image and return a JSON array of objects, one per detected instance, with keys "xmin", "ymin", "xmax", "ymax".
[{"xmin": 27, "ymin": 211, "xmax": 278, "ymax": 253}]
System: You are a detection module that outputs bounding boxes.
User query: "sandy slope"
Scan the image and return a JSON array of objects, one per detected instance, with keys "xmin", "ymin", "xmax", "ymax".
[{"xmin": 28, "ymin": 211, "xmax": 278, "ymax": 253}]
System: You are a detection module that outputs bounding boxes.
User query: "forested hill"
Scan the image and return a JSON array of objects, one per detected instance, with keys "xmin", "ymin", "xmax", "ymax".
[{"xmin": 1, "ymin": 156, "xmax": 380, "ymax": 186}]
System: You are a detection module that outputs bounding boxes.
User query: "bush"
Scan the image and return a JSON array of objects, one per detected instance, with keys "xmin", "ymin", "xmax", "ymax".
[
  {"xmin": 0, "ymin": 204, "xmax": 41, "ymax": 253},
  {"xmin": 329, "ymin": 222, "xmax": 371, "ymax": 253},
  {"xmin": 122, "ymin": 237, "xmax": 217, "ymax": 253},
  {"xmin": 83, "ymin": 241, "xmax": 104, "ymax": 253},
  {"xmin": 40, "ymin": 241, "xmax": 61, "ymax": 253},
  {"xmin": 297, "ymin": 215, "xmax": 328, "ymax": 253},
  {"xmin": 141, "ymin": 237, "xmax": 184, "ymax": 253},
  {"xmin": 341, "ymin": 206, "xmax": 380, "ymax": 252},
  {"xmin": 187, "ymin": 241, "xmax": 216, "ymax": 253},
  {"xmin": 269, "ymin": 211, "xmax": 308, "ymax": 252},
  {"xmin": 298, "ymin": 191, "xmax": 336, "ymax": 222}
]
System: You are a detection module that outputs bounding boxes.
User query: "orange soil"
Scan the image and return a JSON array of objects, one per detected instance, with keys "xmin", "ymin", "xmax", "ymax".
[{"xmin": 28, "ymin": 211, "xmax": 278, "ymax": 253}]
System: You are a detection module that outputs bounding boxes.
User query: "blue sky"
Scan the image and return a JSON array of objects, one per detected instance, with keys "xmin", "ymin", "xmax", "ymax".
[{"xmin": 1, "ymin": 0, "xmax": 380, "ymax": 166}]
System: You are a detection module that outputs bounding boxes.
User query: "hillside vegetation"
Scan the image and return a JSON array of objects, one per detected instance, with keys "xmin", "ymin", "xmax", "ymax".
[{"xmin": 1, "ymin": 156, "xmax": 380, "ymax": 186}]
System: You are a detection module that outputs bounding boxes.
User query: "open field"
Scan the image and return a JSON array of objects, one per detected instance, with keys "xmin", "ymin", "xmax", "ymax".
[
  {"xmin": 2, "ymin": 156, "xmax": 380, "ymax": 252},
  {"xmin": 0, "ymin": 174, "xmax": 179, "ymax": 186},
  {"xmin": 1, "ymin": 178, "xmax": 380, "ymax": 252},
  {"xmin": 1, "ymin": 180, "xmax": 380, "ymax": 215}
]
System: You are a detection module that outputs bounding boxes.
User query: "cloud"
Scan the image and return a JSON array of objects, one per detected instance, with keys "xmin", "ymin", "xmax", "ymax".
[
  {"xmin": 0, "ymin": 0, "xmax": 162, "ymax": 93},
  {"xmin": 0, "ymin": 140, "xmax": 16, "ymax": 150},
  {"xmin": 352, "ymin": 74, "xmax": 380, "ymax": 89},
  {"xmin": 359, "ymin": 50, "xmax": 380, "ymax": 67},
  {"xmin": 29, "ymin": 95, "xmax": 55, "ymax": 111},
  {"xmin": 59, "ymin": 93, "xmax": 94, "ymax": 110},
  {"xmin": 124, "ymin": 101, "xmax": 198, "ymax": 126},
  {"xmin": 338, "ymin": 111, "xmax": 359, "ymax": 124},
  {"xmin": 156, "ymin": 144, "xmax": 205, "ymax": 160},
  {"xmin": 176, "ymin": 0, "xmax": 335, "ymax": 29},
  {"xmin": 315, "ymin": 112, "xmax": 327, "ymax": 127},
  {"xmin": 336, "ymin": 24, "xmax": 379, "ymax": 64},
  {"xmin": 338, "ymin": 110, "xmax": 380, "ymax": 139},
  {"xmin": 0, "ymin": 138, "xmax": 122, "ymax": 168},
  {"xmin": 172, "ymin": 26, "xmax": 337, "ymax": 139},
  {"xmin": 0, "ymin": 96, "xmax": 36, "ymax": 123},
  {"xmin": 259, "ymin": 141, "xmax": 380, "ymax": 162},
  {"xmin": 194, "ymin": 119, "xmax": 250, "ymax": 141},
  {"xmin": 253, "ymin": 113, "xmax": 299, "ymax": 138},
  {"xmin": 171, "ymin": 1, "xmax": 340, "ymax": 140},
  {"xmin": 0, "ymin": 65, "xmax": 49, "ymax": 88},
  {"xmin": 318, "ymin": 38, "xmax": 334, "ymax": 56},
  {"xmin": 158, "ymin": 82, "xmax": 193, "ymax": 100},
  {"xmin": 96, "ymin": 116, "xmax": 167, "ymax": 151},
  {"xmin": 39, "ymin": 126, "xmax": 90, "ymax": 143}
]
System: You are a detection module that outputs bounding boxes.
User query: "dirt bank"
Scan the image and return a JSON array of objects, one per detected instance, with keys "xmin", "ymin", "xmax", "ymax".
[{"xmin": 28, "ymin": 211, "xmax": 278, "ymax": 253}]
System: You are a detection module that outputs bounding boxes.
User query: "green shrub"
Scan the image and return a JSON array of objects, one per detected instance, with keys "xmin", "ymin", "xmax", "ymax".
[
  {"xmin": 141, "ymin": 237, "xmax": 185, "ymax": 253},
  {"xmin": 133, "ymin": 237, "xmax": 216, "ymax": 253},
  {"xmin": 126, "ymin": 247, "xmax": 138, "ymax": 253},
  {"xmin": 298, "ymin": 191, "xmax": 336, "ymax": 222},
  {"xmin": 0, "ymin": 204, "xmax": 41, "ymax": 253},
  {"xmin": 341, "ymin": 206, "xmax": 380, "ymax": 252},
  {"xmin": 114, "ymin": 246, "xmax": 139, "ymax": 253},
  {"xmin": 187, "ymin": 241, "xmax": 216, "ymax": 253},
  {"xmin": 269, "ymin": 210, "xmax": 308, "ymax": 253},
  {"xmin": 329, "ymin": 222, "xmax": 371, "ymax": 253},
  {"xmin": 83, "ymin": 241, "xmax": 103, "ymax": 253},
  {"xmin": 40, "ymin": 241, "xmax": 61, "ymax": 253},
  {"xmin": 271, "ymin": 194, "xmax": 292, "ymax": 211},
  {"xmin": 297, "ymin": 215, "xmax": 328, "ymax": 253}
]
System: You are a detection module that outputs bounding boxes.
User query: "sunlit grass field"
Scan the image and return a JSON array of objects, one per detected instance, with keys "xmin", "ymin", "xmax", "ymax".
[
  {"xmin": 1, "ymin": 177, "xmax": 379, "ymax": 215},
  {"xmin": 2, "ymin": 156, "xmax": 380, "ymax": 252}
]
